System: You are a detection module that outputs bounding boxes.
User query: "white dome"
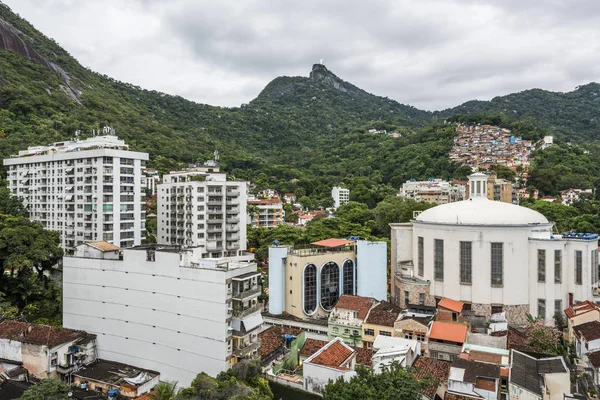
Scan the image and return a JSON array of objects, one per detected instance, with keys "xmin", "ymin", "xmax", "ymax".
[{"xmin": 415, "ymin": 197, "xmax": 549, "ymax": 226}]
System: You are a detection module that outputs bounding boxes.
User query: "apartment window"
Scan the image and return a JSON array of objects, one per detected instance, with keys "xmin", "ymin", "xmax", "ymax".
[
  {"xmin": 460, "ymin": 241, "xmax": 472, "ymax": 284},
  {"xmin": 419, "ymin": 293, "xmax": 425, "ymax": 305},
  {"xmin": 575, "ymin": 250, "xmax": 583, "ymax": 285},
  {"xmin": 491, "ymin": 242, "xmax": 503, "ymax": 286},
  {"xmin": 554, "ymin": 250, "xmax": 562, "ymax": 283},
  {"xmin": 491, "ymin": 305, "xmax": 503, "ymax": 315},
  {"xmin": 418, "ymin": 236, "xmax": 424, "ymax": 276},
  {"xmin": 537, "ymin": 249, "xmax": 546, "ymax": 282},
  {"xmin": 404, "ymin": 291, "xmax": 409, "ymax": 307},
  {"xmin": 554, "ymin": 299, "xmax": 562, "ymax": 317},
  {"xmin": 379, "ymin": 331, "xmax": 392, "ymax": 337},
  {"xmin": 538, "ymin": 299, "xmax": 546, "ymax": 319},
  {"xmin": 434, "ymin": 239, "xmax": 444, "ymax": 281},
  {"xmin": 364, "ymin": 329, "xmax": 375, "ymax": 336},
  {"xmin": 344, "ymin": 328, "xmax": 350, "ymax": 335},
  {"xmin": 332, "ymin": 327, "xmax": 339, "ymax": 334}
]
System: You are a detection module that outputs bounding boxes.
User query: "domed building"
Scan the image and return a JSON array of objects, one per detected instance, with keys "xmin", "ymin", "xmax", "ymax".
[{"xmin": 390, "ymin": 173, "xmax": 599, "ymax": 325}]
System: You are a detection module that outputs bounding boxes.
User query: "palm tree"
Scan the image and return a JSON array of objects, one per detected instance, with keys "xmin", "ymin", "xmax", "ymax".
[{"xmin": 150, "ymin": 381, "xmax": 179, "ymax": 400}]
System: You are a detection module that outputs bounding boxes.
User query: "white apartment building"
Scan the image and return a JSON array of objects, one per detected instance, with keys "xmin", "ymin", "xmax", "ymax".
[
  {"xmin": 399, "ymin": 178, "xmax": 466, "ymax": 204},
  {"xmin": 63, "ymin": 242, "xmax": 264, "ymax": 386},
  {"xmin": 332, "ymin": 186, "xmax": 350, "ymax": 209},
  {"xmin": 3, "ymin": 135, "xmax": 148, "ymax": 254},
  {"xmin": 142, "ymin": 168, "xmax": 160, "ymax": 196},
  {"xmin": 157, "ymin": 165, "xmax": 247, "ymax": 258},
  {"xmin": 247, "ymin": 198, "xmax": 284, "ymax": 229}
]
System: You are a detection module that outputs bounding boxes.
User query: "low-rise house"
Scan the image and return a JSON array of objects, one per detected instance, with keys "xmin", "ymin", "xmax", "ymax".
[
  {"xmin": 361, "ymin": 301, "xmax": 402, "ymax": 349},
  {"xmin": 299, "ymin": 338, "xmax": 329, "ymax": 365},
  {"xmin": 0, "ymin": 321, "xmax": 96, "ymax": 379},
  {"xmin": 426, "ymin": 321, "xmax": 468, "ymax": 361},
  {"xmin": 462, "ymin": 333, "xmax": 509, "ymax": 366},
  {"xmin": 303, "ymin": 338, "xmax": 357, "ymax": 395},
  {"xmin": 283, "ymin": 193, "xmax": 296, "ymax": 204},
  {"xmin": 258, "ymin": 326, "xmax": 302, "ymax": 366},
  {"xmin": 565, "ymin": 301, "xmax": 600, "ymax": 342},
  {"xmin": 394, "ymin": 315, "xmax": 431, "ymax": 353},
  {"xmin": 446, "ymin": 358, "xmax": 501, "ymax": 399},
  {"xmin": 410, "ymin": 356, "xmax": 451, "ymax": 400},
  {"xmin": 72, "ymin": 359, "xmax": 160, "ymax": 398},
  {"xmin": 573, "ymin": 320, "xmax": 600, "ymax": 359},
  {"xmin": 509, "ymin": 350, "xmax": 570, "ymax": 400},
  {"xmin": 328, "ymin": 295, "xmax": 376, "ymax": 348},
  {"xmin": 371, "ymin": 336, "xmax": 420, "ymax": 371},
  {"xmin": 436, "ymin": 298, "xmax": 465, "ymax": 323}
]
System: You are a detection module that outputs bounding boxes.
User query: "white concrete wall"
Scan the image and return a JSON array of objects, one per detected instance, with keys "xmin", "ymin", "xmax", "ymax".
[
  {"xmin": 544, "ymin": 372, "xmax": 570, "ymax": 400},
  {"xmin": 303, "ymin": 363, "xmax": 355, "ymax": 395},
  {"xmin": 268, "ymin": 246, "xmax": 289, "ymax": 315},
  {"xmin": 509, "ymin": 383, "xmax": 540, "ymax": 400},
  {"xmin": 356, "ymin": 240, "xmax": 387, "ymax": 301},
  {"xmin": 0, "ymin": 339, "xmax": 22, "ymax": 362},
  {"xmin": 63, "ymin": 249, "xmax": 233, "ymax": 386}
]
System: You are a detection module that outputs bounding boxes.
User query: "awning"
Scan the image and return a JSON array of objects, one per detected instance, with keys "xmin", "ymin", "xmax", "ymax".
[
  {"xmin": 232, "ymin": 271, "xmax": 261, "ymax": 281},
  {"xmin": 242, "ymin": 313, "xmax": 263, "ymax": 332},
  {"xmin": 65, "ymin": 195, "xmax": 73, "ymax": 201},
  {"xmin": 311, "ymin": 238, "xmax": 354, "ymax": 248}
]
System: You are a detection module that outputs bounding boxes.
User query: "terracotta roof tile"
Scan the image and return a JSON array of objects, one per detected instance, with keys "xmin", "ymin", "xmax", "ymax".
[
  {"xmin": 365, "ymin": 301, "xmax": 402, "ymax": 327},
  {"xmin": 475, "ymin": 378, "xmax": 497, "ymax": 392},
  {"xmin": 311, "ymin": 238, "xmax": 354, "ymax": 248},
  {"xmin": 564, "ymin": 301, "xmax": 600, "ymax": 319},
  {"xmin": 353, "ymin": 346, "xmax": 373, "ymax": 366},
  {"xmin": 334, "ymin": 295, "xmax": 375, "ymax": 320},
  {"xmin": 411, "ymin": 356, "xmax": 451, "ymax": 398},
  {"xmin": 490, "ymin": 326, "xmax": 535, "ymax": 352},
  {"xmin": 86, "ymin": 241, "xmax": 120, "ymax": 252},
  {"xmin": 300, "ymin": 338, "xmax": 328, "ymax": 358},
  {"xmin": 438, "ymin": 298, "xmax": 464, "ymax": 313},
  {"xmin": 258, "ymin": 326, "xmax": 302, "ymax": 358},
  {"xmin": 428, "ymin": 322, "xmax": 468, "ymax": 343},
  {"xmin": 306, "ymin": 339, "xmax": 355, "ymax": 371},
  {"xmin": 587, "ymin": 351, "xmax": 600, "ymax": 368},
  {"xmin": 574, "ymin": 320, "xmax": 600, "ymax": 342},
  {"xmin": 0, "ymin": 321, "xmax": 88, "ymax": 348}
]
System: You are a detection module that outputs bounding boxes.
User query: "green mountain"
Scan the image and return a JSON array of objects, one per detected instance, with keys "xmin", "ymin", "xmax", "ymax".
[{"xmin": 0, "ymin": 2, "xmax": 599, "ymax": 205}]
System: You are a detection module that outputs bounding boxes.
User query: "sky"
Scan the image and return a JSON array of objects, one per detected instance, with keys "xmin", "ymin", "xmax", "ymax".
[{"xmin": 4, "ymin": 0, "xmax": 600, "ymax": 110}]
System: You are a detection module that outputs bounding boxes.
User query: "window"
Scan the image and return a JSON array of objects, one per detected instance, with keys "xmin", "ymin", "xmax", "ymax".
[
  {"xmin": 379, "ymin": 331, "xmax": 391, "ymax": 337},
  {"xmin": 452, "ymin": 312, "xmax": 458, "ymax": 322},
  {"xmin": 344, "ymin": 328, "xmax": 350, "ymax": 335},
  {"xmin": 364, "ymin": 329, "xmax": 375, "ymax": 336},
  {"xmin": 434, "ymin": 239, "xmax": 444, "ymax": 281},
  {"xmin": 303, "ymin": 264, "xmax": 317, "ymax": 315},
  {"xmin": 554, "ymin": 250, "xmax": 562, "ymax": 283},
  {"xmin": 404, "ymin": 291, "xmax": 409, "ymax": 307},
  {"xmin": 538, "ymin": 249, "xmax": 546, "ymax": 282},
  {"xmin": 320, "ymin": 262, "xmax": 340, "ymax": 311},
  {"xmin": 416, "ymin": 333, "xmax": 425, "ymax": 342},
  {"xmin": 491, "ymin": 243, "xmax": 503, "ymax": 286},
  {"xmin": 333, "ymin": 327, "xmax": 339, "ymax": 334},
  {"xmin": 419, "ymin": 293, "xmax": 425, "ymax": 305},
  {"xmin": 404, "ymin": 332, "xmax": 413, "ymax": 340},
  {"xmin": 343, "ymin": 260, "xmax": 355, "ymax": 295},
  {"xmin": 575, "ymin": 250, "xmax": 583, "ymax": 285},
  {"xmin": 554, "ymin": 299, "xmax": 562, "ymax": 316},
  {"xmin": 418, "ymin": 236, "xmax": 424, "ymax": 276},
  {"xmin": 593, "ymin": 249, "xmax": 599, "ymax": 284},
  {"xmin": 491, "ymin": 305, "xmax": 503, "ymax": 315},
  {"xmin": 460, "ymin": 241, "xmax": 472, "ymax": 284},
  {"xmin": 538, "ymin": 299, "xmax": 546, "ymax": 319}
]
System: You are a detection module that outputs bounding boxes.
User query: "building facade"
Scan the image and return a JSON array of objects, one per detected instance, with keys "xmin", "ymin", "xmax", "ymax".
[
  {"xmin": 399, "ymin": 179, "xmax": 466, "ymax": 204},
  {"xmin": 391, "ymin": 173, "xmax": 599, "ymax": 326},
  {"xmin": 157, "ymin": 166, "xmax": 247, "ymax": 257},
  {"xmin": 3, "ymin": 135, "xmax": 148, "ymax": 253},
  {"xmin": 247, "ymin": 198, "xmax": 284, "ymax": 229},
  {"xmin": 268, "ymin": 239, "xmax": 387, "ymax": 320},
  {"xmin": 331, "ymin": 186, "xmax": 350, "ymax": 209},
  {"xmin": 62, "ymin": 243, "xmax": 263, "ymax": 386}
]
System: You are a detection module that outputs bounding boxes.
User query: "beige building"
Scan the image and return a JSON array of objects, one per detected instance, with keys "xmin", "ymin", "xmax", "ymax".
[
  {"xmin": 394, "ymin": 316, "xmax": 431, "ymax": 353},
  {"xmin": 361, "ymin": 301, "xmax": 402, "ymax": 349},
  {"xmin": 565, "ymin": 301, "xmax": 600, "ymax": 342}
]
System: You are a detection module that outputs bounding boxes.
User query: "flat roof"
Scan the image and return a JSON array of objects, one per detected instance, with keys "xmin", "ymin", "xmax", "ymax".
[{"xmin": 311, "ymin": 238, "xmax": 355, "ymax": 247}]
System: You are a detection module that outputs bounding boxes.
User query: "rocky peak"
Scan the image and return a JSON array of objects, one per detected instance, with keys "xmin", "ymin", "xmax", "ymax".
[{"xmin": 309, "ymin": 63, "xmax": 361, "ymax": 95}]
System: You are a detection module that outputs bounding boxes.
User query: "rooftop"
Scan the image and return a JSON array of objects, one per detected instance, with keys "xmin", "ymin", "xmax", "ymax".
[
  {"xmin": 438, "ymin": 298, "xmax": 465, "ymax": 313},
  {"xmin": 333, "ymin": 295, "xmax": 375, "ymax": 320},
  {"xmin": 428, "ymin": 322, "xmax": 468, "ymax": 344},
  {"xmin": 300, "ymin": 338, "xmax": 329, "ymax": 358},
  {"xmin": 574, "ymin": 320, "xmax": 600, "ymax": 342},
  {"xmin": 510, "ymin": 350, "xmax": 567, "ymax": 396},
  {"xmin": 10, "ymin": 135, "xmax": 131, "ymax": 158},
  {"xmin": 0, "ymin": 380, "xmax": 34, "ymax": 400},
  {"xmin": 450, "ymin": 358, "xmax": 501, "ymax": 383},
  {"xmin": 311, "ymin": 238, "xmax": 355, "ymax": 248},
  {"xmin": 0, "ymin": 320, "xmax": 90, "ymax": 348},
  {"xmin": 85, "ymin": 241, "xmax": 120, "ymax": 252},
  {"xmin": 411, "ymin": 356, "xmax": 451, "ymax": 398},
  {"xmin": 490, "ymin": 326, "xmax": 535, "ymax": 352},
  {"xmin": 258, "ymin": 326, "xmax": 302, "ymax": 359},
  {"xmin": 305, "ymin": 338, "xmax": 356, "ymax": 371},
  {"xmin": 73, "ymin": 359, "xmax": 159, "ymax": 388},
  {"xmin": 565, "ymin": 300, "xmax": 600, "ymax": 319},
  {"xmin": 365, "ymin": 301, "xmax": 403, "ymax": 327},
  {"xmin": 587, "ymin": 350, "xmax": 600, "ymax": 368}
]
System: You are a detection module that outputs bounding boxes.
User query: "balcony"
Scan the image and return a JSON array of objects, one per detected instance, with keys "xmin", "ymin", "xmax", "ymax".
[
  {"xmin": 207, "ymin": 217, "xmax": 224, "ymax": 223},
  {"xmin": 207, "ymin": 200, "xmax": 223, "ymax": 206},
  {"xmin": 232, "ymin": 341, "xmax": 260, "ymax": 358},
  {"xmin": 56, "ymin": 363, "xmax": 75, "ymax": 374},
  {"xmin": 207, "ymin": 226, "xmax": 223, "ymax": 233},
  {"xmin": 207, "ymin": 242, "xmax": 223, "ymax": 251},
  {"xmin": 232, "ymin": 287, "xmax": 261, "ymax": 301},
  {"xmin": 226, "ymin": 199, "xmax": 239, "ymax": 205},
  {"xmin": 226, "ymin": 226, "xmax": 239, "ymax": 233},
  {"xmin": 226, "ymin": 217, "xmax": 239, "ymax": 224},
  {"xmin": 226, "ymin": 190, "xmax": 240, "ymax": 196},
  {"xmin": 232, "ymin": 303, "xmax": 263, "ymax": 318},
  {"xmin": 227, "ymin": 243, "xmax": 240, "ymax": 250}
]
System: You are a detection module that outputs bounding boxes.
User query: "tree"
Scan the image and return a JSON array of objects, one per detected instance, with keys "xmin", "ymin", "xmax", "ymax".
[
  {"xmin": 525, "ymin": 317, "xmax": 561, "ymax": 355},
  {"xmin": 372, "ymin": 196, "xmax": 434, "ymax": 236},
  {"xmin": 150, "ymin": 381, "xmax": 179, "ymax": 400},
  {"xmin": 0, "ymin": 187, "xmax": 28, "ymax": 217},
  {"xmin": 322, "ymin": 362, "xmax": 429, "ymax": 400},
  {"xmin": 18, "ymin": 379, "xmax": 70, "ymax": 400}
]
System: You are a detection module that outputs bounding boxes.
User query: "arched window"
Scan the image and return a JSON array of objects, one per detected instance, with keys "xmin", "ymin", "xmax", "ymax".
[
  {"xmin": 320, "ymin": 261, "xmax": 340, "ymax": 311},
  {"xmin": 343, "ymin": 260, "xmax": 355, "ymax": 295},
  {"xmin": 303, "ymin": 264, "xmax": 317, "ymax": 315}
]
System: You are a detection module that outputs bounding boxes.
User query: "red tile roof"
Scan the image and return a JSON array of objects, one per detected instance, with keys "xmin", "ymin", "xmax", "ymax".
[
  {"xmin": 311, "ymin": 238, "xmax": 354, "ymax": 248},
  {"xmin": 300, "ymin": 338, "xmax": 328, "ymax": 358},
  {"xmin": 353, "ymin": 346, "xmax": 373, "ymax": 366},
  {"xmin": 587, "ymin": 351, "xmax": 600, "ymax": 368},
  {"xmin": 258, "ymin": 326, "xmax": 302, "ymax": 358},
  {"xmin": 0, "ymin": 321, "xmax": 88, "ymax": 348},
  {"xmin": 306, "ymin": 338, "xmax": 356, "ymax": 371},
  {"xmin": 428, "ymin": 322, "xmax": 468, "ymax": 343},
  {"xmin": 564, "ymin": 301, "xmax": 600, "ymax": 319},
  {"xmin": 574, "ymin": 320, "xmax": 600, "ymax": 342},
  {"xmin": 334, "ymin": 295, "xmax": 375, "ymax": 320},
  {"xmin": 438, "ymin": 298, "xmax": 464, "ymax": 313},
  {"xmin": 411, "ymin": 356, "xmax": 451, "ymax": 398},
  {"xmin": 490, "ymin": 327, "xmax": 534, "ymax": 352},
  {"xmin": 365, "ymin": 301, "xmax": 402, "ymax": 327}
]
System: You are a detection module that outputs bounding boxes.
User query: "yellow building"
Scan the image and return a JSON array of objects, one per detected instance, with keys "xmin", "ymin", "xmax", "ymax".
[{"xmin": 361, "ymin": 301, "xmax": 402, "ymax": 349}]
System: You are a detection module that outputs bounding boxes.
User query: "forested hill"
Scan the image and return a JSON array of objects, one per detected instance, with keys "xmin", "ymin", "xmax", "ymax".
[{"xmin": 437, "ymin": 83, "xmax": 600, "ymax": 142}]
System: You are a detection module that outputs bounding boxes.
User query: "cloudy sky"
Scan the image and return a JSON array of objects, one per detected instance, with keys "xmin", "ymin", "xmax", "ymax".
[{"xmin": 5, "ymin": 0, "xmax": 600, "ymax": 110}]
